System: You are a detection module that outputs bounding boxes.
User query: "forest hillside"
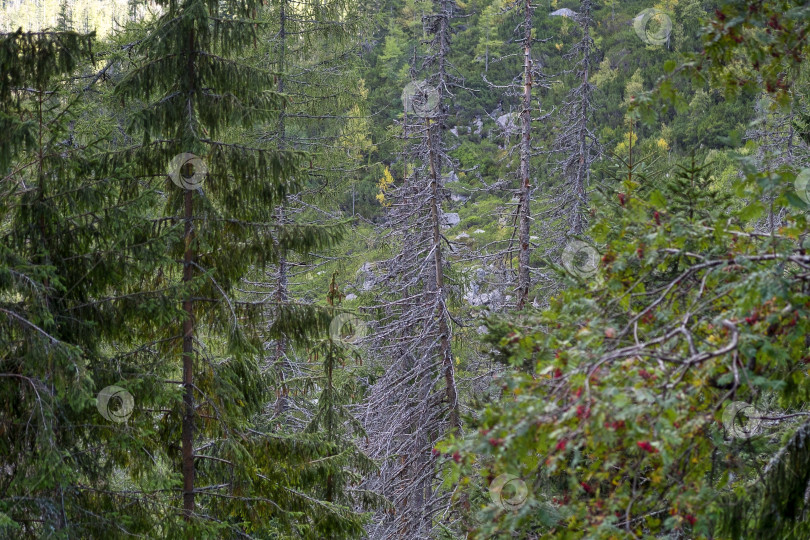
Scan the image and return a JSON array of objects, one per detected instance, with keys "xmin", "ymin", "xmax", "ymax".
[{"xmin": 2, "ymin": 0, "xmax": 810, "ymax": 538}]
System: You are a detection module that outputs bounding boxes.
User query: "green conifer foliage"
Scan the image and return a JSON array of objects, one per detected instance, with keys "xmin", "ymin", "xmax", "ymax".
[
  {"xmin": 293, "ymin": 272, "xmax": 386, "ymax": 537},
  {"xmin": 109, "ymin": 0, "xmax": 352, "ymax": 534},
  {"xmin": 661, "ymin": 155, "xmax": 730, "ymax": 223},
  {"xmin": 0, "ymin": 29, "xmax": 179, "ymax": 538}
]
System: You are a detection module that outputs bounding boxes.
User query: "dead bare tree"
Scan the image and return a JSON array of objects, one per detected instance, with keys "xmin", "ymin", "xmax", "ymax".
[
  {"xmin": 551, "ymin": 0, "xmax": 601, "ymax": 239},
  {"xmin": 360, "ymin": 0, "xmax": 463, "ymax": 537},
  {"xmin": 745, "ymin": 92, "xmax": 810, "ymax": 233},
  {"xmin": 478, "ymin": 0, "xmax": 552, "ymax": 310},
  {"xmin": 242, "ymin": 0, "xmax": 366, "ymax": 425},
  {"xmin": 516, "ymin": 0, "xmax": 537, "ymax": 309}
]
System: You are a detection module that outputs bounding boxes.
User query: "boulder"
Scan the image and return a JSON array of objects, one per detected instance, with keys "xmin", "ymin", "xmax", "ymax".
[
  {"xmin": 473, "ymin": 116, "xmax": 483, "ymax": 135},
  {"xmin": 441, "ymin": 212, "xmax": 461, "ymax": 228},
  {"xmin": 496, "ymin": 112, "xmax": 521, "ymax": 136},
  {"xmin": 356, "ymin": 262, "xmax": 379, "ymax": 291},
  {"xmin": 550, "ymin": 8, "xmax": 577, "ymax": 18}
]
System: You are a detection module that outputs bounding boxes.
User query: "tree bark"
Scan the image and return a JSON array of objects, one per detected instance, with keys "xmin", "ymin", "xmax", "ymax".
[
  {"xmin": 516, "ymin": 0, "xmax": 533, "ymax": 309},
  {"xmin": 181, "ymin": 26, "xmax": 196, "ymax": 522},
  {"xmin": 181, "ymin": 185, "xmax": 195, "ymax": 520}
]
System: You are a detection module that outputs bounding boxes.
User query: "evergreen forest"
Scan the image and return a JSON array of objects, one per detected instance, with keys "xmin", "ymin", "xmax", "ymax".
[{"xmin": 2, "ymin": 0, "xmax": 810, "ymax": 538}]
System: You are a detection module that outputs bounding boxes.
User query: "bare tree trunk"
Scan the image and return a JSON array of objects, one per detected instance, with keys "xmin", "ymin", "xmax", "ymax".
[
  {"xmin": 362, "ymin": 0, "xmax": 462, "ymax": 536},
  {"xmin": 571, "ymin": 5, "xmax": 592, "ymax": 237},
  {"xmin": 516, "ymin": 0, "xmax": 533, "ymax": 309},
  {"xmin": 548, "ymin": 0, "xmax": 601, "ymax": 251},
  {"xmin": 427, "ymin": 118, "xmax": 460, "ymax": 430}
]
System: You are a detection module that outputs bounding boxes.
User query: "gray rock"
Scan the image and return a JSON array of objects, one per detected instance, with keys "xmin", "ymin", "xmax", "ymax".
[
  {"xmin": 441, "ymin": 212, "xmax": 461, "ymax": 228},
  {"xmin": 496, "ymin": 112, "xmax": 521, "ymax": 135},
  {"xmin": 550, "ymin": 8, "xmax": 577, "ymax": 18},
  {"xmin": 456, "ymin": 232, "xmax": 470, "ymax": 240},
  {"xmin": 451, "ymin": 192, "xmax": 469, "ymax": 203},
  {"xmin": 450, "ymin": 127, "xmax": 459, "ymax": 137},
  {"xmin": 473, "ymin": 229, "xmax": 485, "ymax": 234},
  {"xmin": 344, "ymin": 293, "xmax": 357, "ymax": 301},
  {"xmin": 356, "ymin": 262, "xmax": 379, "ymax": 291},
  {"xmin": 473, "ymin": 116, "xmax": 483, "ymax": 135}
]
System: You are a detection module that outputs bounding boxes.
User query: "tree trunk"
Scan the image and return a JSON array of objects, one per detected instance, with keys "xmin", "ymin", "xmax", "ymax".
[
  {"xmin": 181, "ymin": 26, "xmax": 196, "ymax": 522},
  {"xmin": 427, "ymin": 119, "xmax": 460, "ymax": 431},
  {"xmin": 572, "ymin": 8, "xmax": 591, "ymax": 237},
  {"xmin": 517, "ymin": 0, "xmax": 533, "ymax": 309},
  {"xmin": 181, "ymin": 186, "xmax": 195, "ymax": 520}
]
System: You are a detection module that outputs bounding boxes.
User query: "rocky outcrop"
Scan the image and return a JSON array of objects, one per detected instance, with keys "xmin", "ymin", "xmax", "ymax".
[{"xmin": 496, "ymin": 112, "xmax": 520, "ymax": 136}]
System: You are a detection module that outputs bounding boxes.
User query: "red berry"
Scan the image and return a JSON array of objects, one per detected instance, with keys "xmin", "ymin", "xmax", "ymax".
[
  {"xmin": 639, "ymin": 369, "xmax": 655, "ymax": 380},
  {"xmin": 556, "ymin": 439, "xmax": 567, "ymax": 451},
  {"xmin": 684, "ymin": 514, "xmax": 696, "ymax": 526},
  {"xmin": 637, "ymin": 441, "xmax": 658, "ymax": 453},
  {"xmin": 580, "ymin": 481, "xmax": 594, "ymax": 494},
  {"xmin": 452, "ymin": 451, "xmax": 462, "ymax": 463}
]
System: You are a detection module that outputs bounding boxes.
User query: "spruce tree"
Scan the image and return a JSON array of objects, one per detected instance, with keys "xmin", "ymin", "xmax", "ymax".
[
  {"xmin": 296, "ymin": 273, "xmax": 384, "ymax": 537},
  {"xmin": 660, "ymin": 154, "xmax": 730, "ymax": 223},
  {"xmin": 249, "ymin": 0, "xmax": 367, "ymax": 426},
  {"xmin": 111, "ymin": 0, "xmax": 356, "ymax": 534},
  {"xmin": 0, "ymin": 29, "xmax": 180, "ymax": 538},
  {"xmin": 552, "ymin": 0, "xmax": 601, "ymax": 238}
]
